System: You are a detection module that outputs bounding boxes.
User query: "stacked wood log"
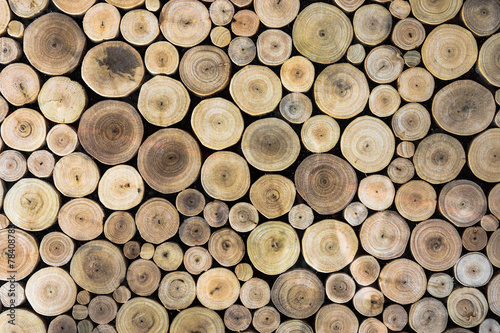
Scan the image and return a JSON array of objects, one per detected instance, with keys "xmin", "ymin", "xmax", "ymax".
[{"xmin": 0, "ymin": 0, "xmax": 499, "ymax": 332}]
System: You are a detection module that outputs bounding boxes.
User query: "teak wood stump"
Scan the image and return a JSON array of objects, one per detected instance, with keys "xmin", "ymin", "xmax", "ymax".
[{"xmin": 0, "ymin": 0, "xmax": 499, "ymax": 332}]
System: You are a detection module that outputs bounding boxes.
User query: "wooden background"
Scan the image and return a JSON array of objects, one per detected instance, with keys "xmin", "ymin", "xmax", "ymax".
[{"xmin": 0, "ymin": 0, "xmax": 499, "ymax": 332}]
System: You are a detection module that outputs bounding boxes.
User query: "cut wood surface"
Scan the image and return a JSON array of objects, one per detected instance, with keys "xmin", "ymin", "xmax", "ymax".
[
  {"xmin": 410, "ymin": 219, "xmax": 462, "ymax": 271},
  {"xmin": 392, "ymin": 102, "xmax": 431, "ymax": 141},
  {"xmin": 468, "ymin": 128, "xmax": 500, "ymax": 182},
  {"xmin": 448, "ymin": 287, "xmax": 488, "ymax": 328},
  {"xmin": 404, "ymin": 50, "xmax": 422, "ymax": 67},
  {"xmin": 369, "ymin": 84, "xmax": 401, "ymax": 117},
  {"xmin": 253, "ymin": 0, "xmax": 299, "ymax": 28},
  {"xmin": 392, "ymin": 18, "xmax": 426, "ymax": 50},
  {"xmin": 179, "ymin": 45, "xmax": 231, "ymax": 97},
  {"xmin": 38, "ymin": 76, "xmax": 87, "ymax": 125},
  {"xmin": 4, "ymin": 178, "xmax": 60, "ymax": 231},
  {"xmin": 196, "ymin": 267, "xmax": 239, "ymax": 310},
  {"xmin": 0, "ymin": 228, "xmax": 39, "ymax": 280},
  {"xmin": 115, "ymin": 297, "xmax": 169, "ymax": 332},
  {"xmin": 46, "ymin": 124, "xmax": 79, "ymax": 157},
  {"xmin": 234, "ymin": 262, "xmax": 253, "ymax": 281},
  {"xmin": 365, "ymin": 45, "xmax": 404, "ymax": 84},
  {"xmin": 0, "ymin": 64, "xmax": 40, "ymax": 106},
  {"xmin": 53, "ymin": 152, "xmax": 99, "ymax": 198},
  {"xmin": 350, "ymin": 255, "xmax": 380, "ymax": 286},
  {"xmin": 249, "ymin": 174, "xmax": 295, "ymax": 219},
  {"xmin": 26, "ymin": 266, "xmax": 76, "ymax": 317},
  {"xmin": 158, "ymin": 271, "xmax": 195, "ymax": 310},
  {"xmin": 0, "ymin": 281, "xmax": 25, "ymax": 307},
  {"xmin": 201, "ymin": 151, "xmax": 250, "ymax": 201},
  {"xmin": 138, "ymin": 75, "xmax": 189, "ymax": 128},
  {"xmin": 140, "ymin": 242, "xmax": 155, "ymax": 259},
  {"xmin": 138, "ymin": 128, "xmax": 201, "ymax": 194},
  {"xmin": 153, "ymin": 241, "xmax": 183, "ymax": 271},
  {"xmin": 224, "ymin": 304, "xmax": 251, "ymax": 331},
  {"xmin": 357, "ymin": 174, "xmax": 395, "ymax": 211},
  {"xmin": 241, "ymin": 117, "xmax": 299, "ymax": 171},
  {"xmin": 191, "ymin": 97, "xmax": 243, "ymax": 150},
  {"xmin": 271, "ymin": 269, "xmax": 324, "ymax": 319},
  {"xmin": 231, "ymin": 10, "xmax": 259, "ymax": 37},
  {"xmin": 83, "ymin": 3, "xmax": 121, "ymax": 43},
  {"xmin": 24, "ymin": 13, "xmax": 85, "ymax": 76},
  {"xmin": 210, "ymin": 0, "xmax": 234, "ymax": 27},
  {"xmin": 360, "ymin": 210, "xmax": 410, "ymax": 260},
  {"xmin": 78, "ymin": 100, "xmax": 143, "ymax": 165},
  {"xmin": 432, "ymin": 79, "xmax": 496, "ymax": 136},
  {"xmin": 397, "ymin": 141, "xmax": 415, "ymax": 158},
  {"xmin": 228, "ymin": 36, "xmax": 256, "ymax": 66},
  {"xmin": 360, "ymin": 318, "xmax": 387, "ymax": 333},
  {"xmin": 48, "ymin": 315, "xmax": 76, "ymax": 333},
  {"xmin": 383, "ymin": 304, "xmax": 408, "ymax": 331},
  {"xmin": 300, "ymin": 115, "xmax": 340, "ymax": 153},
  {"xmin": 302, "ymin": 219, "xmax": 358, "ymax": 273},
  {"xmin": 439, "ymin": 179, "xmax": 487, "ymax": 227},
  {"xmin": 40, "ymin": 231, "xmax": 74, "ymax": 267},
  {"xmin": 353, "ymin": 286, "xmax": 384, "ymax": 317},
  {"xmin": 141, "ymin": 243, "xmax": 156, "ymax": 259},
  {"xmin": 229, "ymin": 65, "xmax": 281, "ymax": 116},
  {"xmin": 256, "ymin": 29, "xmax": 292, "ymax": 66},
  {"xmin": 427, "ymin": 273, "xmax": 454, "ymax": 299},
  {"xmin": 353, "ymin": 4, "xmax": 392, "ymax": 46},
  {"xmin": 288, "ymin": 203, "xmax": 313, "ymax": 230},
  {"xmin": 315, "ymin": 304, "xmax": 359, "ymax": 333},
  {"xmin": 292, "ymin": 2, "xmax": 352, "ymax": 64},
  {"xmin": 379, "ymin": 258, "xmax": 427, "ymax": 305},
  {"xmin": 229, "ymin": 201, "xmax": 259, "ymax": 232},
  {"xmin": 82, "ymin": 41, "xmax": 145, "ymax": 98},
  {"xmin": 253, "ymin": 306, "xmax": 280, "ymax": 332},
  {"xmin": 389, "ymin": 0, "xmax": 411, "ymax": 19},
  {"xmin": 421, "ymin": 24, "xmax": 477, "ymax": 81},
  {"xmin": 0, "ymin": 149, "xmax": 26, "ymax": 182},
  {"xmin": 159, "ymin": 0, "xmax": 211, "ymax": 47},
  {"xmin": 144, "ymin": 41, "xmax": 179, "ymax": 75},
  {"xmin": 103, "ymin": 211, "xmax": 136, "ymax": 245},
  {"xmin": 397, "ymin": 67, "xmax": 435, "ymax": 102},
  {"xmin": 462, "ymin": 225, "xmax": 488, "ymax": 252},
  {"xmin": 6, "ymin": 20, "xmax": 23, "ymax": 39},
  {"xmin": 314, "ymin": 63, "xmax": 369, "ymax": 119},
  {"xmin": 478, "ymin": 33, "xmax": 500, "ymax": 87},
  {"xmin": 97, "ymin": 164, "xmax": 144, "ymax": 210},
  {"xmin": 135, "ymin": 197, "xmax": 179, "ymax": 244},
  {"xmin": 325, "ymin": 272, "xmax": 356, "ymax": 304},
  {"xmin": 0, "ymin": 37, "xmax": 21, "ymax": 64},
  {"xmin": 0, "ymin": 0, "xmax": 499, "ymax": 331},
  {"xmin": 341, "ymin": 115, "xmax": 395, "ymax": 173},
  {"xmin": 126, "ymin": 258, "xmax": 161, "ymax": 296},
  {"xmin": 88, "ymin": 296, "xmax": 117, "ymax": 325},
  {"xmin": 454, "ymin": 251, "xmax": 493, "ymax": 287},
  {"xmin": 0, "ymin": 0, "xmax": 10, "ymax": 35},
  {"xmin": 409, "ymin": 297, "xmax": 448, "ymax": 333},
  {"xmin": 346, "ymin": 43, "xmax": 366, "ymax": 65},
  {"xmin": 247, "ymin": 221, "xmax": 299, "ymax": 275},
  {"xmin": 240, "ymin": 277, "xmax": 270, "ymax": 309},
  {"xmin": 280, "ymin": 56, "xmax": 314, "ymax": 92},
  {"xmin": 295, "ymin": 153, "xmax": 357, "ymax": 214},
  {"xmin": 169, "ymin": 307, "xmax": 222, "ymax": 333},
  {"xmin": 208, "ymin": 226, "xmax": 244, "ymax": 266},
  {"xmin": 414, "ymin": 133, "xmax": 466, "ymax": 184},
  {"xmin": 120, "ymin": 9, "xmax": 159, "ymax": 46},
  {"xmin": 395, "ymin": 179, "xmax": 437, "ymax": 221},
  {"xmin": 203, "ymin": 199, "xmax": 229, "ymax": 228}
]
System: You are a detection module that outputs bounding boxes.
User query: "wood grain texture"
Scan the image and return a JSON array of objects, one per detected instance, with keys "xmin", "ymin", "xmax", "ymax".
[{"xmin": 1, "ymin": 1, "xmax": 499, "ymax": 331}]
